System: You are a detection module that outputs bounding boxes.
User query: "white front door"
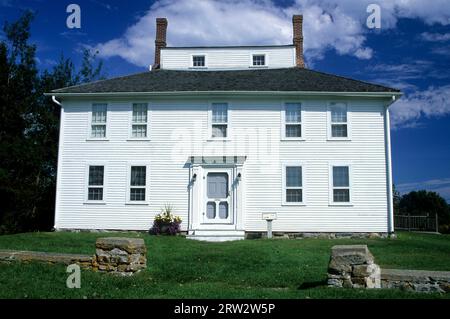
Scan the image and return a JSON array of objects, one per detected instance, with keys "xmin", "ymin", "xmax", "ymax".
[{"xmin": 203, "ymin": 169, "xmax": 233, "ymax": 224}]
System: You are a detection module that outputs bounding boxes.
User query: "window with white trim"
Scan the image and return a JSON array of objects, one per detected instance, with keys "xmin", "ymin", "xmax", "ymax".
[
  {"xmin": 252, "ymin": 54, "xmax": 265, "ymax": 66},
  {"xmin": 285, "ymin": 103, "xmax": 302, "ymax": 138},
  {"xmin": 284, "ymin": 165, "xmax": 303, "ymax": 203},
  {"xmin": 330, "ymin": 103, "xmax": 348, "ymax": 138},
  {"xmin": 211, "ymin": 103, "xmax": 228, "ymax": 138},
  {"xmin": 332, "ymin": 166, "xmax": 350, "ymax": 202},
  {"xmin": 131, "ymin": 103, "xmax": 148, "ymax": 138},
  {"xmin": 91, "ymin": 103, "xmax": 107, "ymax": 138},
  {"xmin": 130, "ymin": 166, "xmax": 146, "ymax": 201},
  {"xmin": 193, "ymin": 55, "xmax": 205, "ymax": 67},
  {"xmin": 87, "ymin": 165, "xmax": 104, "ymax": 201}
]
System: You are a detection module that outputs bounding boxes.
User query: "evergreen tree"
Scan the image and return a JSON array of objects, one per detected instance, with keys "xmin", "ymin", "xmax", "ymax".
[
  {"xmin": 0, "ymin": 12, "xmax": 104, "ymax": 233},
  {"xmin": 0, "ymin": 11, "xmax": 40, "ymax": 233}
]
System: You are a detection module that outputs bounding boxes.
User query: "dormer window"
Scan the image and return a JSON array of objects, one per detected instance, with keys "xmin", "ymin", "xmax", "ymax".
[
  {"xmin": 192, "ymin": 55, "xmax": 205, "ymax": 67},
  {"xmin": 252, "ymin": 54, "xmax": 266, "ymax": 66}
]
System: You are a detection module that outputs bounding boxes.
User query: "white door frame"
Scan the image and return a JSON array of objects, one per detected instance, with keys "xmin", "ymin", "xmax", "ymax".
[
  {"xmin": 189, "ymin": 163, "xmax": 244, "ymax": 232},
  {"xmin": 202, "ymin": 167, "xmax": 234, "ymax": 225}
]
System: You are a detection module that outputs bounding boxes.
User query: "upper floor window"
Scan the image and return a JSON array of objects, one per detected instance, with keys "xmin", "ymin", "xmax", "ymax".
[
  {"xmin": 329, "ymin": 103, "xmax": 349, "ymax": 139},
  {"xmin": 87, "ymin": 165, "xmax": 104, "ymax": 201},
  {"xmin": 90, "ymin": 103, "xmax": 107, "ymax": 138},
  {"xmin": 252, "ymin": 54, "xmax": 266, "ymax": 66},
  {"xmin": 284, "ymin": 103, "xmax": 302, "ymax": 138},
  {"xmin": 192, "ymin": 55, "xmax": 205, "ymax": 67},
  {"xmin": 211, "ymin": 103, "xmax": 228, "ymax": 138},
  {"xmin": 131, "ymin": 103, "xmax": 148, "ymax": 138},
  {"xmin": 331, "ymin": 165, "xmax": 351, "ymax": 203}
]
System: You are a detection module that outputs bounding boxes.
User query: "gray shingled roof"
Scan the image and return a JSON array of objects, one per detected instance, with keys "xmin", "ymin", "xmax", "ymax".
[{"xmin": 52, "ymin": 68, "xmax": 399, "ymax": 94}]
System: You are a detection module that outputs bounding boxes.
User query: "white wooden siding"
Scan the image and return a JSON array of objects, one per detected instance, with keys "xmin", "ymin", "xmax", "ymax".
[
  {"xmin": 160, "ymin": 47, "xmax": 296, "ymax": 70},
  {"xmin": 55, "ymin": 97, "xmax": 389, "ymax": 232}
]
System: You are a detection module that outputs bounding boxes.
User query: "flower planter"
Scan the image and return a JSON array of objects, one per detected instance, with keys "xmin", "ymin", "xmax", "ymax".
[
  {"xmin": 149, "ymin": 205, "xmax": 182, "ymax": 236},
  {"xmin": 160, "ymin": 223, "xmax": 171, "ymax": 234}
]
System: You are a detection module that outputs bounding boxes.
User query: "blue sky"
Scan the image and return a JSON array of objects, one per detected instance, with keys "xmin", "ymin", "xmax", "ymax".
[{"xmin": 1, "ymin": 0, "xmax": 449, "ymax": 201}]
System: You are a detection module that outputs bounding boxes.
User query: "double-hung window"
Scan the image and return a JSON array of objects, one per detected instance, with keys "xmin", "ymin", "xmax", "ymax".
[
  {"xmin": 252, "ymin": 54, "xmax": 266, "ymax": 66},
  {"xmin": 331, "ymin": 165, "xmax": 350, "ymax": 203},
  {"xmin": 284, "ymin": 103, "xmax": 302, "ymax": 138},
  {"xmin": 211, "ymin": 103, "xmax": 228, "ymax": 138},
  {"xmin": 192, "ymin": 55, "xmax": 205, "ymax": 67},
  {"xmin": 129, "ymin": 166, "xmax": 147, "ymax": 202},
  {"xmin": 91, "ymin": 103, "xmax": 107, "ymax": 138},
  {"xmin": 283, "ymin": 164, "xmax": 303, "ymax": 204},
  {"xmin": 131, "ymin": 103, "xmax": 148, "ymax": 138},
  {"xmin": 329, "ymin": 103, "xmax": 348, "ymax": 138},
  {"xmin": 87, "ymin": 165, "xmax": 104, "ymax": 201}
]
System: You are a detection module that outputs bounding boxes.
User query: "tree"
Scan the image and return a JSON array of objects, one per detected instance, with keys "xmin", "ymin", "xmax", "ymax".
[
  {"xmin": 393, "ymin": 184, "xmax": 401, "ymax": 215},
  {"xmin": 0, "ymin": 12, "xmax": 104, "ymax": 234},
  {"xmin": 79, "ymin": 49, "xmax": 104, "ymax": 83},
  {"xmin": 399, "ymin": 190, "xmax": 450, "ymax": 233},
  {"xmin": 0, "ymin": 11, "xmax": 40, "ymax": 233}
]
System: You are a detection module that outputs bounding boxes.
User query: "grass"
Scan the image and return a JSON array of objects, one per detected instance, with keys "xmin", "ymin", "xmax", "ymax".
[{"xmin": 0, "ymin": 231, "xmax": 449, "ymax": 299}]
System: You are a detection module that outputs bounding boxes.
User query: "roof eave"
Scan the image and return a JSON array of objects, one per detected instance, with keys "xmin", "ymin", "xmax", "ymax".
[{"xmin": 45, "ymin": 90, "xmax": 402, "ymax": 98}]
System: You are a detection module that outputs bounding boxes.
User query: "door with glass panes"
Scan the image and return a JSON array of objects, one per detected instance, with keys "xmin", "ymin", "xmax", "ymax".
[{"xmin": 203, "ymin": 169, "xmax": 233, "ymax": 224}]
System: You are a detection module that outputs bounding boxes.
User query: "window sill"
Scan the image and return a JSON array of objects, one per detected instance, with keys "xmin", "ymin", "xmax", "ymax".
[
  {"xmin": 327, "ymin": 137, "xmax": 351, "ymax": 141},
  {"xmin": 83, "ymin": 201, "xmax": 106, "ymax": 205},
  {"xmin": 281, "ymin": 138, "xmax": 306, "ymax": 141},
  {"xmin": 207, "ymin": 138, "xmax": 231, "ymax": 142},
  {"xmin": 86, "ymin": 138, "xmax": 109, "ymax": 142},
  {"xmin": 282, "ymin": 203, "xmax": 306, "ymax": 206},
  {"xmin": 249, "ymin": 66, "xmax": 268, "ymax": 69},
  {"xmin": 125, "ymin": 202, "xmax": 149, "ymax": 206},
  {"xmin": 329, "ymin": 203, "xmax": 353, "ymax": 207},
  {"xmin": 126, "ymin": 138, "xmax": 151, "ymax": 142},
  {"xmin": 189, "ymin": 67, "xmax": 208, "ymax": 70}
]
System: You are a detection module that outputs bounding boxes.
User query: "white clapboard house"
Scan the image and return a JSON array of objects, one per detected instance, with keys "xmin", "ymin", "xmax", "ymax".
[{"xmin": 48, "ymin": 15, "xmax": 401, "ymax": 241}]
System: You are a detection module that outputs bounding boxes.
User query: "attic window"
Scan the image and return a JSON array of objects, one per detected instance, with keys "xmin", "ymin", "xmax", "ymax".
[
  {"xmin": 193, "ymin": 55, "xmax": 205, "ymax": 67},
  {"xmin": 252, "ymin": 54, "xmax": 266, "ymax": 66}
]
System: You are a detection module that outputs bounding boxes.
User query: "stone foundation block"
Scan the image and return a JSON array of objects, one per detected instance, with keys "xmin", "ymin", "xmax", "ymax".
[
  {"xmin": 93, "ymin": 237, "xmax": 146, "ymax": 275},
  {"xmin": 327, "ymin": 245, "xmax": 381, "ymax": 289}
]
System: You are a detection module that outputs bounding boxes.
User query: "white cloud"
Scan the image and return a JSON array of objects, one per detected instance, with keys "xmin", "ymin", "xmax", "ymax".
[
  {"xmin": 369, "ymin": 61, "xmax": 434, "ymax": 80},
  {"xmin": 397, "ymin": 178, "xmax": 450, "ymax": 201},
  {"xmin": 92, "ymin": 0, "xmax": 450, "ymax": 68},
  {"xmin": 354, "ymin": 47, "xmax": 373, "ymax": 60},
  {"xmin": 366, "ymin": 60, "xmax": 447, "ymax": 90},
  {"xmin": 432, "ymin": 46, "xmax": 450, "ymax": 56},
  {"xmin": 390, "ymin": 85, "xmax": 450, "ymax": 128},
  {"xmin": 421, "ymin": 32, "xmax": 450, "ymax": 42}
]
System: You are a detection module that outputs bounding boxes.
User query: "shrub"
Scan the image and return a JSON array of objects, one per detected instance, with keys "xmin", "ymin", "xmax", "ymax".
[{"xmin": 149, "ymin": 204, "xmax": 182, "ymax": 235}]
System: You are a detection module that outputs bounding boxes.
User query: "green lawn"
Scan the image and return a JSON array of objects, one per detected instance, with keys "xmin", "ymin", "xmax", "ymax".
[{"xmin": 0, "ymin": 231, "xmax": 449, "ymax": 299}]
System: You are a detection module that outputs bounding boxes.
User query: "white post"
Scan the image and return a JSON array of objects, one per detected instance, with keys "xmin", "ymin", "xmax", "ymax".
[
  {"xmin": 267, "ymin": 219, "xmax": 273, "ymax": 239},
  {"xmin": 385, "ymin": 102, "xmax": 395, "ymax": 234},
  {"xmin": 262, "ymin": 213, "xmax": 277, "ymax": 239}
]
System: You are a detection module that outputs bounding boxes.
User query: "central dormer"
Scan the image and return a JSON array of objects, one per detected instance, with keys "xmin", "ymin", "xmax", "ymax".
[
  {"xmin": 161, "ymin": 45, "xmax": 296, "ymax": 70},
  {"xmin": 152, "ymin": 16, "xmax": 305, "ymax": 71}
]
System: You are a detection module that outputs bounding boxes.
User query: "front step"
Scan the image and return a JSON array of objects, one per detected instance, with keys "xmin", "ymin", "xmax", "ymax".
[{"xmin": 187, "ymin": 229, "xmax": 245, "ymax": 242}]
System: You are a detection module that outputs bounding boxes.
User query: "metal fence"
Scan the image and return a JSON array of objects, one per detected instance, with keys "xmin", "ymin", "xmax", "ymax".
[{"xmin": 394, "ymin": 213, "xmax": 439, "ymax": 232}]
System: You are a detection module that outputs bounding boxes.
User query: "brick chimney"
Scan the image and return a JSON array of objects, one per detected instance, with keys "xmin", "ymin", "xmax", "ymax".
[
  {"xmin": 292, "ymin": 15, "xmax": 305, "ymax": 68},
  {"xmin": 153, "ymin": 17, "xmax": 168, "ymax": 69}
]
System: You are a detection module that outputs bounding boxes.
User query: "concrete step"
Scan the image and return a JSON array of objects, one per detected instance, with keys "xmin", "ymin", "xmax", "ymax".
[
  {"xmin": 186, "ymin": 229, "xmax": 245, "ymax": 242},
  {"xmin": 189, "ymin": 229, "xmax": 244, "ymax": 236}
]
